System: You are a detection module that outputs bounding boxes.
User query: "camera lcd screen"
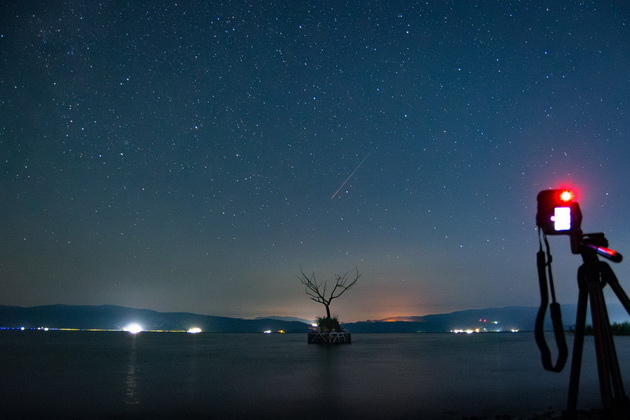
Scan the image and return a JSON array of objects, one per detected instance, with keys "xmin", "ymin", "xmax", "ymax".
[{"xmin": 552, "ymin": 207, "xmax": 572, "ymax": 231}]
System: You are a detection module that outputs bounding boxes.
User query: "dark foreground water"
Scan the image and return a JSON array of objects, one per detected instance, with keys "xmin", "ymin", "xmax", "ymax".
[{"xmin": 1, "ymin": 331, "xmax": 629, "ymax": 419}]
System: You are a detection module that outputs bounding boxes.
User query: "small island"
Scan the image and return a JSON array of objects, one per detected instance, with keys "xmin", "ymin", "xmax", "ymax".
[
  {"xmin": 308, "ymin": 316, "xmax": 352, "ymax": 344},
  {"xmin": 298, "ymin": 267, "xmax": 360, "ymax": 345}
]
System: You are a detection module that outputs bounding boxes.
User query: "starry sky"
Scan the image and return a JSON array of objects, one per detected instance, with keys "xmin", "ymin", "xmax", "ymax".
[{"xmin": 2, "ymin": 1, "xmax": 630, "ymax": 322}]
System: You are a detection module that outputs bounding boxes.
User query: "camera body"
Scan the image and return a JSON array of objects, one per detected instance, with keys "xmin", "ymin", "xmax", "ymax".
[{"xmin": 536, "ymin": 189, "xmax": 582, "ymax": 236}]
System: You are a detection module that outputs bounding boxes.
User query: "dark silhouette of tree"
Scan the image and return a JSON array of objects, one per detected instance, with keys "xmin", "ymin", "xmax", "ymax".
[{"xmin": 298, "ymin": 267, "xmax": 361, "ymax": 319}]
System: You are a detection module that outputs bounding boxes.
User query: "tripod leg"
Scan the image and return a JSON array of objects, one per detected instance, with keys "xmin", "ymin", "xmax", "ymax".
[
  {"xmin": 597, "ymin": 263, "xmax": 630, "ymax": 416},
  {"xmin": 567, "ymin": 265, "xmax": 590, "ymax": 415},
  {"xmin": 599, "ymin": 300, "xmax": 628, "ymax": 416},
  {"xmin": 587, "ymin": 266, "xmax": 615, "ymax": 411},
  {"xmin": 600, "ymin": 262, "xmax": 630, "ymax": 320}
]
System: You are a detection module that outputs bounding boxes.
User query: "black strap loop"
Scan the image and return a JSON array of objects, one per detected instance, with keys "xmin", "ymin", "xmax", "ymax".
[{"xmin": 535, "ymin": 232, "xmax": 568, "ymax": 372}]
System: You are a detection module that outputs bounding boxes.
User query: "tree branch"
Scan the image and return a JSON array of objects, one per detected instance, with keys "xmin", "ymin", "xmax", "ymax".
[
  {"xmin": 330, "ymin": 267, "xmax": 361, "ymax": 300},
  {"xmin": 297, "ymin": 266, "xmax": 360, "ymax": 316},
  {"xmin": 298, "ymin": 267, "xmax": 326, "ymax": 304}
]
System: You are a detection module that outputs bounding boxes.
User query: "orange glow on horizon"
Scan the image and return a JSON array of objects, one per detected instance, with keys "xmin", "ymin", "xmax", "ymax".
[{"xmin": 381, "ymin": 316, "xmax": 420, "ymax": 322}]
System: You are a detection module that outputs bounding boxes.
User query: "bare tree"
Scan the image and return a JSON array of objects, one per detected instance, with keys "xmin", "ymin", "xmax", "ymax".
[{"xmin": 298, "ymin": 267, "xmax": 361, "ymax": 319}]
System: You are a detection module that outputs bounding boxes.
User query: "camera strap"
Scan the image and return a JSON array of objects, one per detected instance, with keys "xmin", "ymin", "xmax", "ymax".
[{"xmin": 535, "ymin": 231, "xmax": 568, "ymax": 372}]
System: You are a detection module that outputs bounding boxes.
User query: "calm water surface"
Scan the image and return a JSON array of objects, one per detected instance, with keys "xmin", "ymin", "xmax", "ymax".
[{"xmin": 1, "ymin": 331, "xmax": 628, "ymax": 418}]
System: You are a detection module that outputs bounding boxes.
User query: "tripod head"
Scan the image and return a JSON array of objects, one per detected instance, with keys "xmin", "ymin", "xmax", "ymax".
[{"xmin": 579, "ymin": 233, "xmax": 623, "ymax": 263}]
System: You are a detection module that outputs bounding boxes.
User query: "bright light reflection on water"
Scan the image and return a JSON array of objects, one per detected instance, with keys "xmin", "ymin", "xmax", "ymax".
[{"xmin": 125, "ymin": 334, "xmax": 140, "ymax": 409}]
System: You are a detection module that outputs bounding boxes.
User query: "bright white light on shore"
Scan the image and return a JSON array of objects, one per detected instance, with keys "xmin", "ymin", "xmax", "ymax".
[
  {"xmin": 451, "ymin": 329, "xmax": 479, "ymax": 334},
  {"xmin": 187, "ymin": 327, "xmax": 202, "ymax": 334},
  {"xmin": 124, "ymin": 323, "xmax": 143, "ymax": 334},
  {"xmin": 263, "ymin": 330, "xmax": 272, "ymax": 334}
]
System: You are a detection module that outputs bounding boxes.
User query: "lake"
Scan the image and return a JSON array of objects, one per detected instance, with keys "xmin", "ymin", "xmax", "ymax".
[{"xmin": 1, "ymin": 331, "xmax": 628, "ymax": 418}]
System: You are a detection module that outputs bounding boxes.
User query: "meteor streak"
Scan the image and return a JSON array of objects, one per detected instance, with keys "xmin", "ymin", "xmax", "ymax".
[{"xmin": 330, "ymin": 152, "xmax": 372, "ymax": 200}]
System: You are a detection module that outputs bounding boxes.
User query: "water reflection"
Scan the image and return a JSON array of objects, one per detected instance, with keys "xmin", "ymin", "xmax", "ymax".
[
  {"xmin": 315, "ymin": 346, "xmax": 344, "ymax": 409},
  {"xmin": 185, "ymin": 334, "xmax": 201, "ymax": 401},
  {"xmin": 125, "ymin": 334, "xmax": 140, "ymax": 409}
]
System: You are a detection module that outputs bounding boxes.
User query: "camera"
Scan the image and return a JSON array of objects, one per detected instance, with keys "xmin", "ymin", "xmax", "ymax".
[
  {"xmin": 534, "ymin": 189, "xmax": 628, "ymax": 413},
  {"xmin": 536, "ymin": 189, "xmax": 582, "ymax": 236}
]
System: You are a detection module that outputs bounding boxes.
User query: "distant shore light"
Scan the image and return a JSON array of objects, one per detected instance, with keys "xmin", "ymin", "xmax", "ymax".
[
  {"xmin": 187, "ymin": 327, "xmax": 202, "ymax": 334},
  {"xmin": 124, "ymin": 323, "xmax": 143, "ymax": 334}
]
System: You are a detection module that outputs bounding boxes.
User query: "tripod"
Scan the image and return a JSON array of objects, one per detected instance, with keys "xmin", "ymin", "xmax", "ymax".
[{"xmin": 566, "ymin": 234, "xmax": 630, "ymax": 418}]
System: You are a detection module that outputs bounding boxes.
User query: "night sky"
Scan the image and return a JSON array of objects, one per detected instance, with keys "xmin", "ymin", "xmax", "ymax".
[{"xmin": 2, "ymin": 2, "xmax": 630, "ymax": 322}]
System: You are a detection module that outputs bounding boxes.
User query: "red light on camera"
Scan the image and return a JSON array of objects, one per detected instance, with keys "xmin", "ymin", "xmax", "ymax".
[{"xmin": 560, "ymin": 190, "xmax": 574, "ymax": 202}]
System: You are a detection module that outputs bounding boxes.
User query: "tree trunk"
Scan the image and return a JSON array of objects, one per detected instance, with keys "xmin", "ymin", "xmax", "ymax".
[{"xmin": 325, "ymin": 304, "xmax": 331, "ymax": 319}]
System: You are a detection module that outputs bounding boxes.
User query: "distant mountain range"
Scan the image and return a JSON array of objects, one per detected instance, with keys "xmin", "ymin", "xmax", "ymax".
[
  {"xmin": 0, "ymin": 303, "xmax": 628, "ymax": 333},
  {"xmin": 349, "ymin": 303, "xmax": 630, "ymax": 333},
  {"xmin": 0, "ymin": 305, "xmax": 311, "ymax": 333},
  {"xmin": 254, "ymin": 315, "xmax": 313, "ymax": 324}
]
